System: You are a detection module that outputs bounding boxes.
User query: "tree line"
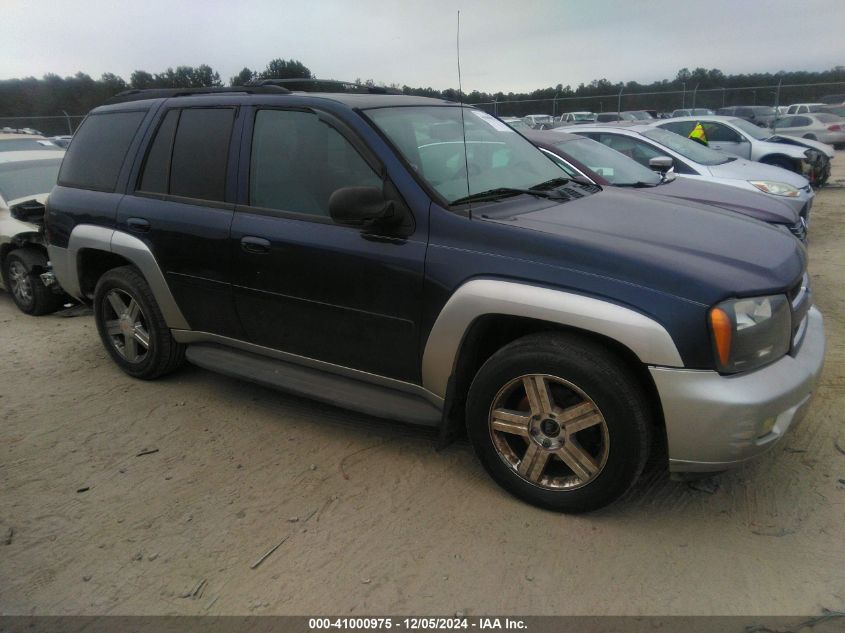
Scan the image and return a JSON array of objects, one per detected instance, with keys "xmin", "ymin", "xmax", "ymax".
[{"xmin": 2, "ymin": 60, "xmax": 844, "ymax": 135}]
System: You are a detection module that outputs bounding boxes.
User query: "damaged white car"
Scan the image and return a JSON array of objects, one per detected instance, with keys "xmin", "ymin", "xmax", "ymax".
[{"xmin": 0, "ymin": 150, "xmax": 68, "ymax": 314}]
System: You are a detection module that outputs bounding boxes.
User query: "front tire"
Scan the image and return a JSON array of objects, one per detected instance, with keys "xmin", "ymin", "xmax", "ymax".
[
  {"xmin": 466, "ymin": 333, "xmax": 652, "ymax": 513},
  {"xmin": 93, "ymin": 266, "xmax": 185, "ymax": 379},
  {"xmin": 3, "ymin": 249, "xmax": 63, "ymax": 315}
]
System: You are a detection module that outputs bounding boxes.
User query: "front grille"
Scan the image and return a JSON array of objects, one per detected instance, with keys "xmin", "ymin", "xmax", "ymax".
[{"xmin": 790, "ymin": 272, "xmax": 811, "ymax": 353}]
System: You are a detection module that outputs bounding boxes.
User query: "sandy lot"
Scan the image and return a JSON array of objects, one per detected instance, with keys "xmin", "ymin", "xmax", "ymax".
[{"xmin": 1, "ymin": 155, "xmax": 844, "ymax": 617}]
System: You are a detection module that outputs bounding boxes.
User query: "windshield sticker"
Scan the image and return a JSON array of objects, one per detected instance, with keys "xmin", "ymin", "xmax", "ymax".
[{"xmin": 470, "ymin": 110, "xmax": 514, "ymax": 132}]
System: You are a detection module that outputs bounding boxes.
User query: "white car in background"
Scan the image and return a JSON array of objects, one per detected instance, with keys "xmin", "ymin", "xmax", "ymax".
[
  {"xmin": 772, "ymin": 113, "xmax": 845, "ymax": 148},
  {"xmin": 569, "ymin": 123, "xmax": 815, "ymax": 221},
  {"xmin": 0, "ymin": 150, "xmax": 67, "ymax": 315},
  {"xmin": 785, "ymin": 103, "xmax": 825, "ymax": 114},
  {"xmin": 654, "ymin": 115, "xmax": 834, "ymax": 186}
]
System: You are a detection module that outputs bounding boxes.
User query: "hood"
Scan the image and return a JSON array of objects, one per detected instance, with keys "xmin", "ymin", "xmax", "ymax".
[
  {"xmin": 643, "ymin": 177, "xmax": 798, "ymax": 224},
  {"xmin": 708, "ymin": 157, "xmax": 810, "ymax": 188},
  {"xmin": 6, "ymin": 193, "xmax": 49, "ymax": 208},
  {"xmin": 479, "ymin": 187, "xmax": 804, "ymax": 306},
  {"xmin": 765, "ymin": 134, "xmax": 835, "ymax": 158}
]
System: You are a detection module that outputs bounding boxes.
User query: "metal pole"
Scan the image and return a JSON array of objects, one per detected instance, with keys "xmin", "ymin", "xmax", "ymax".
[
  {"xmin": 721, "ymin": 87, "xmax": 726, "ymax": 107},
  {"xmin": 617, "ymin": 85, "xmax": 623, "ymax": 113},
  {"xmin": 493, "ymin": 96, "xmax": 498, "ymax": 117},
  {"xmin": 553, "ymin": 91, "xmax": 559, "ymax": 118},
  {"xmin": 692, "ymin": 83, "xmax": 699, "ymax": 109},
  {"xmin": 61, "ymin": 110, "xmax": 72, "ymax": 135}
]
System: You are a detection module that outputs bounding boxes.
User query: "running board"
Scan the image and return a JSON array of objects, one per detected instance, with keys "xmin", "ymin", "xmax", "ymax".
[{"xmin": 185, "ymin": 343, "xmax": 442, "ymax": 427}]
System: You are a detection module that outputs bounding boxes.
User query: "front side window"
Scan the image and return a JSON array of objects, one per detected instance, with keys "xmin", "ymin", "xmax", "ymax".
[
  {"xmin": 728, "ymin": 118, "xmax": 770, "ymax": 140},
  {"xmin": 249, "ymin": 109, "xmax": 381, "ymax": 216},
  {"xmin": 641, "ymin": 128, "xmax": 733, "ymax": 165},
  {"xmin": 594, "ymin": 133, "xmax": 665, "ymax": 166},
  {"xmin": 701, "ymin": 122, "xmax": 742, "ymax": 143},
  {"xmin": 58, "ymin": 111, "xmax": 145, "ymax": 191},
  {"xmin": 660, "ymin": 121, "xmax": 696, "ymax": 136},
  {"xmin": 0, "ymin": 158, "xmax": 62, "ymax": 203},
  {"xmin": 556, "ymin": 137, "xmax": 660, "ymax": 186},
  {"xmin": 365, "ymin": 106, "xmax": 566, "ymax": 203}
]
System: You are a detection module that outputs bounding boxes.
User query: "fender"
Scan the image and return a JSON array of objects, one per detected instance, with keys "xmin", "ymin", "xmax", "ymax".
[
  {"xmin": 421, "ymin": 279, "xmax": 684, "ymax": 399},
  {"xmin": 48, "ymin": 224, "xmax": 189, "ymax": 329}
]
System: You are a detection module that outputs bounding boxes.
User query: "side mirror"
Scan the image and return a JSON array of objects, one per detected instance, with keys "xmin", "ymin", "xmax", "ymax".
[
  {"xmin": 329, "ymin": 186, "xmax": 397, "ymax": 228},
  {"xmin": 10, "ymin": 199, "xmax": 47, "ymax": 226},
  {"xmin": 648, "ymin": 156, "xmax": 674, "ymax": 173}
]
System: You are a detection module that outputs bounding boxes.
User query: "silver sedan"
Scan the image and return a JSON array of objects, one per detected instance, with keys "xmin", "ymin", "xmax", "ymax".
[
  {"xmin": 772, "ymin": 113, "xmax": 845, "ymax": 148},
  {"xmin": 569, "ymin": 123, "xmax": 814, "ymax": 218}
]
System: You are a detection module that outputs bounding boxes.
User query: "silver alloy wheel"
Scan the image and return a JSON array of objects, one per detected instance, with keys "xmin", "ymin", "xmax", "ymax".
[
  {"xmin": 8, "ymin": 260, "xmax": 33, "ymax": 305},
  {"xmin": 103, "ymin": 289, "xmax": 150, "ymax": 363},
  {"xmin": 488, "ymin": 374, "xmax": 610, "ymax": 490}
]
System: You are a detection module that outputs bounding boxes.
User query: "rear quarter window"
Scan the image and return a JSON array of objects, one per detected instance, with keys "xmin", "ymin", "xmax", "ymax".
[{"xmin": 58, "ymin": 111, "xmax": 146, "ymax": 191}]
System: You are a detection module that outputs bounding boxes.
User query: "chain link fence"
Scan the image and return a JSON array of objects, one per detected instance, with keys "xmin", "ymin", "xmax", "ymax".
[
  {"xmin": 473, "ymin": 81, "xmax": 845, "ymax": 118},
  {"xmin": 0, "ymin": 114, "xmax": 85, "ymax": 137},
  {"xmin": 3, "ymin": 80, "xmax": 845, "ymax": 134}
]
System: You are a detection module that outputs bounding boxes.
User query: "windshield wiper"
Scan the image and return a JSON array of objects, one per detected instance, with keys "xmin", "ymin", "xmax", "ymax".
[
  {"xmin": 451, "ymin": 186, "xmax": 567, "ymax": 205},
  {"xmin": 529, "ymin": 176, "xmax": 571, "ymax": 190},
  {"xmin": 616, "ymin": 181, "xmax": 660, "ymax": 188}
]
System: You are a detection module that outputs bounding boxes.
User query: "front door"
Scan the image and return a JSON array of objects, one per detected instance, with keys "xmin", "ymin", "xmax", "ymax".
[{"xmin": 230, "ymin": 107, "xmax": 426, "ymax": 383}]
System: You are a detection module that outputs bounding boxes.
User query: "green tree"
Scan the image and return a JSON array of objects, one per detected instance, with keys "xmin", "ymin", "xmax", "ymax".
[
  {"xmin": 259, "ymin": 59, "xmax": 312, "ymax": 80},
  {"xmin": 130, "ymin": 70, "xmax": 154, "ymax": 89},
  {"xmin": 230, "ymin": 67, "xmax": 256, "ymax": 86}
]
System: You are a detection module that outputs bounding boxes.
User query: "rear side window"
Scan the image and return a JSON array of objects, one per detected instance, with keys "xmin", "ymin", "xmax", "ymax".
[
  {"xmin": 137, "ymin": 108, "xmax": 234, "ymax": 202},
  {"xmin": 139, "ymin": 109, "xmax": 178, "ymax": 193},
  {"xmin": 58, "ymin": 111, "xmax": 145, "ymax": 191},
  {"xmin": 170, "ymin": 109, "xmax": 234, "ymax": 201}
]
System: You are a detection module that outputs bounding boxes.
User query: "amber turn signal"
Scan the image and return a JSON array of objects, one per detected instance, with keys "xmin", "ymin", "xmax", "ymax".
[{"xmin": 710, "ymin": 307, "xmax": 733, "ymax": 367}]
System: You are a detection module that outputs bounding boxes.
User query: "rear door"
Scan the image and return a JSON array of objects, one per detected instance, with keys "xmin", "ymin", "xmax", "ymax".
[
  {"xmin": 229, "ymin": 107, "xmax": 426, "ymax": 383},
  {"xmin": 119, "ymin": 105, "xmax": 244, "ymax": 337}
]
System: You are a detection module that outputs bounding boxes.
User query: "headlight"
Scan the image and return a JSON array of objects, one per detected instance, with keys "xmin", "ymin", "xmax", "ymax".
[
  {"xmin": 709, "ymin": 295, "xmax": 791, "ymax": 373},
  {"xmin": 749, "ymin": 181, "xmax": 800, "ymax": 197}
]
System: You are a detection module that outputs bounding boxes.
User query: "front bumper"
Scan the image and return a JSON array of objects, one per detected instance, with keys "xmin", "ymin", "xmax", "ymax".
[{"xmin": 650, "ymin": 306, "xmax": 825, "ymax": 472}]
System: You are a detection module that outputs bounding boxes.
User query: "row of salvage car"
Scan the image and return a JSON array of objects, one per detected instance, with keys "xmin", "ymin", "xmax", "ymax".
[{"xmin": 0, "ymin": 104, "xmax": 834, "ymax": 318}]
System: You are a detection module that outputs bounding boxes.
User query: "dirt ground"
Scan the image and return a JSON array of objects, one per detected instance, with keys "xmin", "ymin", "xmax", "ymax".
[{"xmin": 1, "ymin": 155, "xmax": 844, "ymax": 617}]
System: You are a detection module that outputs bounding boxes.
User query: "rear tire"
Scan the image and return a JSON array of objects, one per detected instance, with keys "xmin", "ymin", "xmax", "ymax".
[
  {"xmin": 465, "ymin": 332, "xmax": 652, "ymax": 513},
  {"xmin": 93, "ymin": 266, "xmax": 185, "ymax": 379},
  {"xmin": 3, "ymin": 249, "xmax": 63, "ymax": 315}
]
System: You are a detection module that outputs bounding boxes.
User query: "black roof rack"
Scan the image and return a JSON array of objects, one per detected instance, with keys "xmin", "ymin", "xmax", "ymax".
[
  {"xmin": 250, "ymin": 78, "xmax": 403, "ymax": 95},
  {"xmin": 104, "ymin": 85, "xmax": 291, "ymax": 105}
]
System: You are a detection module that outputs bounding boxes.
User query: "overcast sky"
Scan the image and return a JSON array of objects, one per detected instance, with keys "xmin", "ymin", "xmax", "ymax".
[{"xmin": 2, "ymin": 0, "xmax": 843, "ymax": 92}]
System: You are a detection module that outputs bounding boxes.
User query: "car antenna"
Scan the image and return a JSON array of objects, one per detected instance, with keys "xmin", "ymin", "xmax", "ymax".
[{"xmin": 457, "ymin": 10, "xmax": 472, "ymax": 218}]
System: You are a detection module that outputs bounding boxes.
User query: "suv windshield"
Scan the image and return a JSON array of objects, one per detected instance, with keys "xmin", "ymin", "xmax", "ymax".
[
  {"xmin": 729, "ymin": 118, "xmax": 771, "ymax": 140},
  {"xmin": 556, "ymin": 137, "xmax": 660, "ymax": 186},
  {"xmin": 641, "ymin": 128, "xmax": 733, "ymax": 165},
  {"xmin": 365, "ymin": 106, "xmax": 566, "ymax": 203},
  {"xmin": 0, "ymin": 158, "xmax": 61, "ymax": 203}
]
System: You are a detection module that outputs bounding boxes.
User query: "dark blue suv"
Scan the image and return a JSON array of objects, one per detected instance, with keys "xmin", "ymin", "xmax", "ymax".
[{"xmin": 45, "ymin": 85, "xmax": 825, "ymax": 512}]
